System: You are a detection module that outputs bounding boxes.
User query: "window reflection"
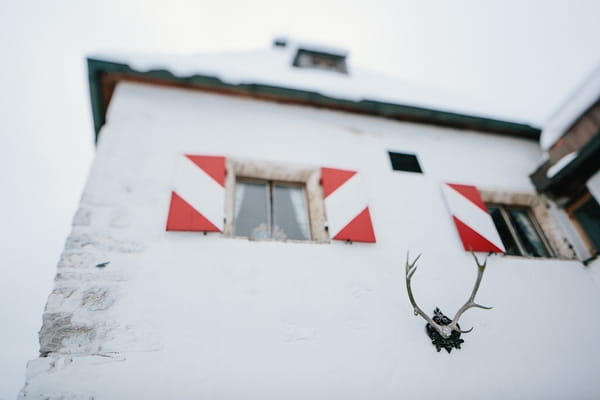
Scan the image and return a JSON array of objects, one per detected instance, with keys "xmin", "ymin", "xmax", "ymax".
[
  {"xmin": 234, "ymin": 182, "xmax": 269, "ymax": 239},
  {"xmin": 488, "ymin": 206, "xmax": 520, "ymax": 256},
  {"xmin": 487, "ymin": 204, "xmax": 552, "ymax": 258},
  {"xmin": 273, "ymin": 184, "xmax": 310, "ymax": 240},
  {"xmin": 507, "ymin": 209, "xmax": 550, "ymax": 257},
  {"xmin": 234, "ymin": 180, "xmax": 310, "ymax": 241}
]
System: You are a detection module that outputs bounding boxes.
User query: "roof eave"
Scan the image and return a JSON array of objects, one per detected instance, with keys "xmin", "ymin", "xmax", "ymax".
[{"xmin": 87, "ymin": 57, "xmax": 541, "ymax": 144}]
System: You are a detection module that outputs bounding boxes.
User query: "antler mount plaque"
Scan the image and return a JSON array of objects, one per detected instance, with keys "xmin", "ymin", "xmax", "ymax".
[{"xmin": 405, "ymin": 252, "xmax": 492, "ymax": 353}]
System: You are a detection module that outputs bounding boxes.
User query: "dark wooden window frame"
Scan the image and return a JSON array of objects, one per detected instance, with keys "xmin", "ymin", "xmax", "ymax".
[
  {"xmin": 566, "ymin": 191, "xmax": 600, "ymax": 259},
  {"xmin": 479, "ymin": 190, "xmax": 575, "ymax": 259},
  {"xmin": 487, "ymin": 203, "xmax": 554, "ymax": 258}
]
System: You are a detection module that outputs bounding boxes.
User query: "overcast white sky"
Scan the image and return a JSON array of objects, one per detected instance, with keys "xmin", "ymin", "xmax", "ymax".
[{"xmin": 1, "ymin": 1, "xmax": 599, "ymax": 398}]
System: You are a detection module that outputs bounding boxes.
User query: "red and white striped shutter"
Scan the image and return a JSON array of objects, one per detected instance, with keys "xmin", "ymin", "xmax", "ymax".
[
  {"xmin": 321, "ymin": 167, "xmax": 376, "ymax": 243},
  {"xmin": 166, "ymin": 154, "xmax": 226, "ymax": 232},
  {"xmin": 441, "ymin": 183, "xmax": 505, "ymax": 253}
]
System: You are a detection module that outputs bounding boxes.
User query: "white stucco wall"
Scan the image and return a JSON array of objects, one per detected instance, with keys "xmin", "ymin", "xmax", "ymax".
[{"xmin": 20, "ymin": 82, "xmax": 600, "ymax": 399}]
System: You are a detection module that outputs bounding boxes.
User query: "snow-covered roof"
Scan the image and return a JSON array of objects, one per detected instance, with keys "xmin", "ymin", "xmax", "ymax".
[
  {"xmin": 88, "ymin": 41, "xmax": 541, "ymax": 141},
  {"xmin": 291, "ymin": 40, "xmax": 348, "ymax": 58},
  {"xmin": 541, "ymin": 62, "xmax": 600, "ymax": 150}
]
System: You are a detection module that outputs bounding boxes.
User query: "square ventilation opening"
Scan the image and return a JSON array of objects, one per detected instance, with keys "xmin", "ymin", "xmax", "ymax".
[{"xmin": 388, "ymin": 151, "xmax": 423, "ymax": 173}]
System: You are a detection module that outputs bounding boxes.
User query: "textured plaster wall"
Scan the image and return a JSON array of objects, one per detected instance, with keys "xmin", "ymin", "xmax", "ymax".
[{"xmin": 20, "ymin": 82, "xmax": 600, "ymax": 399}]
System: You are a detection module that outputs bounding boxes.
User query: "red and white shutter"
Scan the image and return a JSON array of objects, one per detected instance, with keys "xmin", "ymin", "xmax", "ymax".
[
  {"xmin": 441, "ymin": 183, "xmax": 505, "ymax": 253},
  {"xmin": 166, "ymin": 154, "xmax": 226, "ymax": 232},
  {"xmin": 321, "ymin": 167, "xmax": 376, "ymax": 243}
]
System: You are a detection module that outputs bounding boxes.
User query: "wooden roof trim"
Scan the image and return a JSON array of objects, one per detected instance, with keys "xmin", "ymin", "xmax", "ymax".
[{"xmin": 88, "ymin": 58, "xmax": 541, "ymax": 143}]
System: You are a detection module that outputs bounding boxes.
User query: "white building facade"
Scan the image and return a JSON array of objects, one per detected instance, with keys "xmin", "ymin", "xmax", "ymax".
[{"xmin": 20, "ymin": 42, "xmax": 600, "ymax": 399}]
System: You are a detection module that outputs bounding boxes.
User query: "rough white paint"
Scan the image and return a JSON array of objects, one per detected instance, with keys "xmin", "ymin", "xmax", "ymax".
[{"xmin": 20, "ymin": 82, "xmax": 600, "ymax": 399}]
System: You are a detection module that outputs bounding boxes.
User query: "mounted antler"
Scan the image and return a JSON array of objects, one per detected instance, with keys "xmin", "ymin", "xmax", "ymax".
[{"xmin": 405, "ymin": 252, "xmax": 492, "ymax": 340}]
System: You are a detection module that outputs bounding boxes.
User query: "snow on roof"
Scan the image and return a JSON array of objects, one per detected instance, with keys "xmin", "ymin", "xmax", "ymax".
[
  {"xmin": 546, "ymin": 151, "xmax": 578, "ymax": 178},
  {"xmin": 541, "ymin": 62, "xmax": 600, "ymax": 150},
  {"xmin": 90, "ymin": 41, "xmax": 534, "ymax": 127}
]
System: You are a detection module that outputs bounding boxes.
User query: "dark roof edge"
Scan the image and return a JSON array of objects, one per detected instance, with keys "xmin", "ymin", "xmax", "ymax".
[
  {"xmin": 87, "ymin": 57, "xmax": 541, "ymax": 144},
  {"xmin": 530, "ymin": 132, "xmax": 600, "ymax": 196}
]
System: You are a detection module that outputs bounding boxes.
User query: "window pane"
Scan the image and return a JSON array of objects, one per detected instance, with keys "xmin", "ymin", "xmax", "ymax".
[
  {"xmin": 234, "ymin": 181, "xmax": 270, "ymax": 239},
  {"xmin": 272, "ymin": 184, "xmax": 310, "ymax": 240},
  {"xmin": 488, "ymin": 206, "xmax": 520, "ymax": 256},
  {"xmin": 573, "ymin": 196, "xmax": 600, "ymax": 252},
  {"xmin": 507, "ymin": 209, "xmax": 550, "ymax": 258}
]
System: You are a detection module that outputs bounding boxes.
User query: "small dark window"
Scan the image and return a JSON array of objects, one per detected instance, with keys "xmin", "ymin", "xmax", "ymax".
[
  {"xmin": 273, "ymin": 38, "xmax": 288, "ymax": 48},
  {"xmin": 487, "ymin": 204, "xmax": 552, "ymax": 257},
  {"xmin": 567, "ymin": 192, "xmax": 600, "ymax": 256},
  {"xmin": 388, "ymin": 151, "xmax": 423, "ymax": 173},
  {"xmin": 292, "ymin": 49, "xmax": 348, "ymax": 74},
  {"xmin": 234, "ymin": 179, "xmax": 310, "ymax": 241}
]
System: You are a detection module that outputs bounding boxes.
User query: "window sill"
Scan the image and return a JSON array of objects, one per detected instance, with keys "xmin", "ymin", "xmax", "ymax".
[
  {"xmin": 226, "ymin": 235, "xmax": 330, "ymax": 245},
  {"xmin": 491, "ymin": 252, "xmax": 576, "ymax": 261},
  {"xmin": 583, "ymin": 252, "xmax": 599, "ymax": 266}
]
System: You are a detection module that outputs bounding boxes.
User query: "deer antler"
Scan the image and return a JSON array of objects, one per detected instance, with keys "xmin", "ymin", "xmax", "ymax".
[
  {"xmin": 405, "ymin": 252, "xmax": 492, "ymax": 339},
  {"xmin": 446, "ymin": 252, "xmax": 493, "ymax": 334},
  {"xmin": 405, "ymin": 253, "xmax": 448, "ymax": 338}
]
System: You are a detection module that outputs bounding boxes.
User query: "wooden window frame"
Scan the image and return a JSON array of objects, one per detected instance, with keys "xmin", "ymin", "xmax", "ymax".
[
  {"xmin": 479, "ymin": 189, "xmax": 574, "ymax": 259},
  {"xmin": 487, "ymin": 203, "xmax": 554, "ymax": 258},
  {"xmin": 223, "ymin": 158, "xmax": 329, "ymax": 243},
  {"xmin": 234, "ymin": 178, "xmax": 310, "ymax": 241},
  {"xmin": 566, "ymin": 191, "xmax": 600, "ymax": 258}
]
